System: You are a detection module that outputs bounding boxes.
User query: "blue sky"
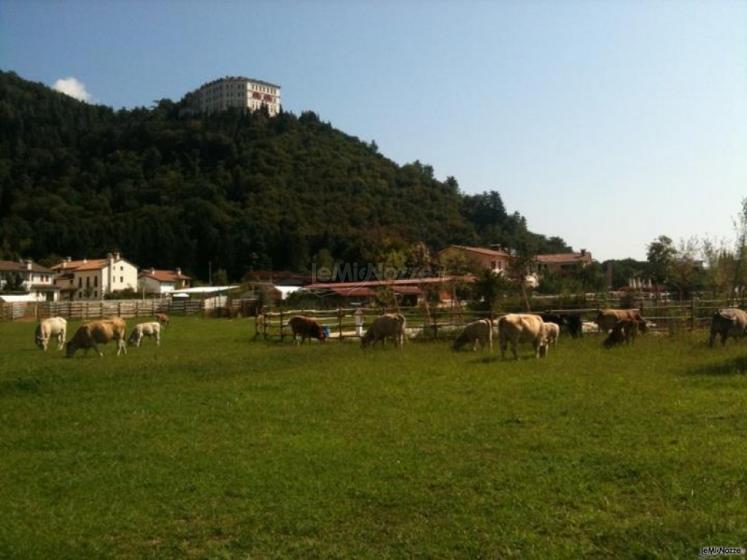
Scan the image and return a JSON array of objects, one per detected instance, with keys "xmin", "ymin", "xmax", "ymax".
[{"xmin": 1, "ymin": 0, "xmax": 745, "ymax": 260}]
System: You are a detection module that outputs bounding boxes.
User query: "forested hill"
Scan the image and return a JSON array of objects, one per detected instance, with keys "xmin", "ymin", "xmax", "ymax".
[{"xmin": 0, "ymin": 70, "xmax": 570, "ymax": 280}]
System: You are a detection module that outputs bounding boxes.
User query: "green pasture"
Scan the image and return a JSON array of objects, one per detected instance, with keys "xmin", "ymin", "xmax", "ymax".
[{"xmin": 0, "ymin": 318, "xmax": 746, "ymax": 559}]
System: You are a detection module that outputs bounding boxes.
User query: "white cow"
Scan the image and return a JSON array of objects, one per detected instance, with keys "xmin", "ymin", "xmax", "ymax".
[
  {"xmin": 497, "ymin": 313, "xmax": 548, "ymax": 360},
  {"xmin": 128, "ymin": 322, "xmax": 161, "ymax": 347},
  {"xmin": 542, "ymin": 322, "xmax": 560, "ymax": 346},
  {"xmin": 35, "ymin": 317, "xmax": 67, "ymax": 351}
]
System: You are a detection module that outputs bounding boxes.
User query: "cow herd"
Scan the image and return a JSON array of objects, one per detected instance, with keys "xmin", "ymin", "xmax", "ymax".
[
  {"xmin": 29, "ymin": 307, "xmax": 747, "ymax": 359},
  {"xmin": 33, "ymin": 313, "xmax": 170, "ymax": 357},
  {"xmin": 285, "ymin": 306, "xmax": 747, "ymax": 359}
]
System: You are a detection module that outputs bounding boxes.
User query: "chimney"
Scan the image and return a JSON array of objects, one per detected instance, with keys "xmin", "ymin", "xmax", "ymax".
[
  {"xmin": 24, "ymin": 259, "xmax": 32, "ymax": 271},
  {"xmin": 580, "ymin": 249, "xmax": 586, "ymax": 256},
  {"xmin": 176, "ymin": 267, "xmax": 182, "ymax": 276},
  {"xmin": 113, "ymin": 251, "xmax": 120, "ymax": 261}
]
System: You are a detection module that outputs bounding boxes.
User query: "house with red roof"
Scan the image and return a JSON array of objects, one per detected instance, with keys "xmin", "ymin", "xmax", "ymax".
[
  {"xmin": 438, "ymin": 245, "xmax": 512, "ymax": 275},
  {"xmin": 52, "ymin": 252, "xmax": 138, "ymax": 300},
  {"xmin": 0, "ymin": 259, "xmax": 59, "ymax": 301},
  {"xmin": 138, "ymin": 268, "xmax": 192, "ymax": 295},
  {"xmin": 535, "ymin": 250, "xmax": 593, "ymax": 275}
]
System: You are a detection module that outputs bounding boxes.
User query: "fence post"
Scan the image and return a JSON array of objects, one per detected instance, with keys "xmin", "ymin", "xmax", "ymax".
[
  {"xmin": 338, "ymin": 308, "xmax": 343, "ymax": 340},
  {"xmin": 279, "ymin": 309, "xmax": 284, "ymax": 342},
  {"xmin": 690, "ymin": 298, "xmax": 696, "ymax": 331}
]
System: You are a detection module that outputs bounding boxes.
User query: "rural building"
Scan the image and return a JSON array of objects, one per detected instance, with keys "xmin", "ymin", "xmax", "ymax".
[
  {"xmin": 187, "ymin": 76, "xmax": 281, "ymax": 116},
  {"xmin": 535, "ymin": 250, "xmax": 592, "ymax": 274},
  {"xmin": 138, "ymin": 268, "xmax": 192, "ymax": 295},
  {"xmin": 302, "ymin": 276, "xmax": 474, "ymax": 306},
  {"xmin": 0, "ymin": 259, "xmax": 59, "ymax": 301},
  {"xmin": 52, "ymin": 253, "xmax": 138, "ymax": 300},
  {"xmin": 438, "ymin": 245, "xmax": 512, "ymax": 275}
]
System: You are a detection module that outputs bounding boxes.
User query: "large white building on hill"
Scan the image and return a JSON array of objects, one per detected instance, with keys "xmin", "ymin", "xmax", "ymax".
[{"xmin": 187, "ymin": 76, "xmax": 281, "ymax": 116}]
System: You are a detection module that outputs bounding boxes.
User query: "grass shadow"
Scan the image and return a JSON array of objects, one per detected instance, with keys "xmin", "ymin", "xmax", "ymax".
[{"xmin": 684, "ymin": 355, "xmax": 747, "ymax": 376}]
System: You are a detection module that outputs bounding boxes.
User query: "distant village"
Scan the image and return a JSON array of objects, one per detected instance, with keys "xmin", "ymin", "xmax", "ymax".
[{"xmin": 0, "ymin": 244, "xmax": 639, "ymax": 307}]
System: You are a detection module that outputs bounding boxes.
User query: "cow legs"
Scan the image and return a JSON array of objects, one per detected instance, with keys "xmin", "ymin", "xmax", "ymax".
[
  {"xmin": 57, "ymin": 332, "xmax": 65, "ymax": 351},
  {"xmin": 155, "ymin": 333, "xmax": 160, "ymax": 346}
]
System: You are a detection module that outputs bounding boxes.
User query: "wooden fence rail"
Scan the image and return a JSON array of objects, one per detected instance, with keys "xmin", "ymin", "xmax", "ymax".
[{"xmin": 0, "ymin": 299, "xmax": 206, "ymax": 321}]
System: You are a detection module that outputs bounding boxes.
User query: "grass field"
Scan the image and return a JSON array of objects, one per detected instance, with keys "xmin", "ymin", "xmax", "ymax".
[{"xmin": 1, "ymin": 317, "xmax": 746, "ymax": 559}]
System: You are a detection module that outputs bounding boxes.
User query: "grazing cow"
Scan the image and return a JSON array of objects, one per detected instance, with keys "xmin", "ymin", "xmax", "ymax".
[
  {"xmin": 453, "ymin": 319, "xmax": 493, "ymax": 351},
  {"xmin": 128, "ymin": 322, "xmax": 161, "ymax": 347},
  {"xmin": 565, "ymin": 314, "xmax": 583, "ymax": 338},
  {"xmin": 35, "ymin": 317, "xmax": 67, "ymax": 351},
  {"xmin": 288, "ymin": 316, "xmax": 326, "ymax": 344},
  {"xmin": 66, "ymin": 318, "xmax": 127, "ymax": 357},
  {"xmin": 539, "ymin": 313, "xmax": 583, "ymax": 338},
  {"xmin": 603, "ymin": 320, "xmax": 639, "ymax": 348},
  {"xmin": 542, "ymin": 322, "xmax": 560, "ymax": 346},
  {"xmin": 497, "ymin": 313, "xmax": 548, "ymax": 360},
  {"xmin": 361, "ymin": 313, "xmax": 407, "ymax": 348},
  {"xmin": 155, "ymin": 313, "xmax": 170, "ymax": 328},
  {"xmin": 709, "ymin": 308, "xmax": 747, "ymax": 347},
  {"xmin": 596, "ymin": 309, "xmax": 648, "ymax": 335}
]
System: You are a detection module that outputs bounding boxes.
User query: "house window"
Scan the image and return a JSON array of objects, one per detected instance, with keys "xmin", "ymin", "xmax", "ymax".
[
  {"xmin": 86, "ymin": 277, "xmax": 90, "ymax": 288},
  {"xmin": 120, "ymin": 276, "xmax": 124, "ymax": 283},
  {"xmin": 94, "ymin": 290, "xmax": 97, "ymax": 298},
  {"xmin": 78, "ymin": 277, "xmax": 82, "ymax": 288},
  {"xmin": 94, "ymin": 277, "xmax": 98, "ymax": 287}
]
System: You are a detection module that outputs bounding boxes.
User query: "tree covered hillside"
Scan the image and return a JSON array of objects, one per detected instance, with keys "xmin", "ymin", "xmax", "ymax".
[{"xmin": 0, "ymin": 71, "xmax": 569, "ymax": 280}]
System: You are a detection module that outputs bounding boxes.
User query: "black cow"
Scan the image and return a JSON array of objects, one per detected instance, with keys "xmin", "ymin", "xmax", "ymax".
[{"xmin": 539, "ymin": 313, "xmax": 583, "ymax": 338}]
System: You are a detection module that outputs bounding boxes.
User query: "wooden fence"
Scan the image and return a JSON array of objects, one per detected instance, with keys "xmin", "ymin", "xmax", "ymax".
[
  {"xmin": 1, "ymin": 299, "xmax": 208, "ymax": 321},
  {"xmin": 254, "ymin": 298, "xmax": 742, "ymax": 341}
]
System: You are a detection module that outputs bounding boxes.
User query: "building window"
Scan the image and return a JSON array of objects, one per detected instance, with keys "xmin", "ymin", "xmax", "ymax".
[
  {"xmin": 120, "ymin": 276, "xmax": 124, "ymax": 283},
  {"xmin": 78, "ymin": 277, "xmax": 82, "ymax": 288},
  {"xmin": 94, "ymin": 277, "xmax": 98, "ymax": 287}
]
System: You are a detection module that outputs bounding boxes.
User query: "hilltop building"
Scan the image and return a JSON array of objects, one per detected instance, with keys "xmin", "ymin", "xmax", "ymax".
[{"xmin": 187, "ymin": 76, "xmax": 281, "ymax": 116}]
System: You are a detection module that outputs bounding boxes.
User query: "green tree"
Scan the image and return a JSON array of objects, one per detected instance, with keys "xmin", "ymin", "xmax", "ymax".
[{"xmin": 646, "ymin": 235, "xmax": 676, "ymax": 285}]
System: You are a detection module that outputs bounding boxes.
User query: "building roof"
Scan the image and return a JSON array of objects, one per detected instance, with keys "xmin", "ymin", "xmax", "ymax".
[
  {"xmin": 51, "ymin": 259, "xmax": 108, "ymax": 271},
  {"xmin": 139, "ymin": 269, "xmax": 192, "ymax": 283},
  {"xmin": 535, "ymin": 252, "xmax": 592, "ymax": 265},
  {"xmin": 172, "ymin": 285, "xmax": 239, "ymax": 296},
  {"xmin": 0, "ymin": 260, "xmax": 53, "ymax": 273},
  {"xmin": 52, "ymin": 256, "xmax": 136, "ymax": 272},
  {"xmin": 440, "ymin": 245, "xmax": 511, "ymax": 258},
  {"xmin": 198, "ymin": 76, "xmax": 281, "ymax": 90}
]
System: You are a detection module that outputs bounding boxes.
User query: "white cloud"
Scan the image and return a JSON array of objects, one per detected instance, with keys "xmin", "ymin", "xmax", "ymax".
[{"xmin": 52, "ymin": 77, "xmax": 93, "ymax": 103}]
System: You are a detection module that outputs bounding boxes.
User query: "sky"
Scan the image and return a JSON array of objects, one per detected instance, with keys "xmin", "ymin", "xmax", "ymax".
[{"xmin": 1, "ymin": 0, "xmax": 745, "ymax": 261}]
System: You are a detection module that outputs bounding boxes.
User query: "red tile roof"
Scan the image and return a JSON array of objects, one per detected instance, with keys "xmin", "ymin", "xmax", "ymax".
[
  {"xmin": 305, "ymin": 276, "xmax": 475, "ymax": 292},
  {"xmin": 440, "ymin": 245, "xmax": 511, "ymax": 258},
  {"xmin": 0, "ymin": 260, "xmax": 53, "ymax": 273},
  {"xmin": 51, "ymin": 259, "xmax": 108, "ymax": 271},
  {"xmin": 535, "ymin": 252, "xmax": 592, "ymax": 264},
  {"xmin": 139, "ymin": 269, "xmax": 191, "ymax": 282}
]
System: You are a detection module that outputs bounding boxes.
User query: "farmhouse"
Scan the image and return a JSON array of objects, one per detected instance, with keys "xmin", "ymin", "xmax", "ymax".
[
  {"xmin": 138, "ymin": 268, "xmax": 192, "ymax": 295},
  {"xmin": 52, "ymin": 253, "xmax": 138, "ymax": 300},
  {"xmin": 439, "ymin": 245, "xmax": 511, "ymax": 275},
  {"xmin": 535, "ymin": 250, "xmax": 592, "ymax": 274},
  {"xmin": 0, "ymin": 259, "xmax": 59, "ymax": 301}
]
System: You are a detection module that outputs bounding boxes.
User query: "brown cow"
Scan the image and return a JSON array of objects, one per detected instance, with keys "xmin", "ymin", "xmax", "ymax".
[
  {"xmin": 156, "ymin": 313, "xmax": 170, "ymax": 328},
  {"xmin": 288, "ymin": 316, "xmax": 326, "ymax": 344},
  {"xmin": 596, "ymin": 309, "xmax": 648, "ymax": 335},
  {"xmin": 66, "ymin": 318, "xmax": 127, "ymax": 357}
]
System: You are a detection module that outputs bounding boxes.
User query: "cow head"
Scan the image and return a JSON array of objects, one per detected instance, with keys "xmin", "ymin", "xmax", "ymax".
[
  {"xmin": 34, "ymin": 326, "xmax": 44, "ymax": 349},
  {"xmin": 65, "ymin": 341, "xmax": 78, "ymax": 358}
]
